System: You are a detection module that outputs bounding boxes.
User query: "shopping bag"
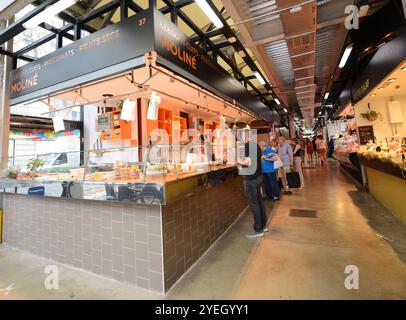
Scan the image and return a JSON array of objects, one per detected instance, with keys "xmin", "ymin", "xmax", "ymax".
[
  {"xmin": 273, "ymin": 156, "xmax": 283, "ymax": 169},
  {"xmin": 286, "ymin": 171, "xmax": 301, "ymax": 188}
]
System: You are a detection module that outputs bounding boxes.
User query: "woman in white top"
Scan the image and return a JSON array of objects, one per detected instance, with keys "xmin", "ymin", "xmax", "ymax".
[{"xmin": 315, "ymin": 135, "xmax": 328, "ymax": 166}]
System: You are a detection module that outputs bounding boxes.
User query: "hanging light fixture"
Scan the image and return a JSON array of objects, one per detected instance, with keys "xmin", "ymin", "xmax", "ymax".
[
  {"xmin": 339, "ymin": 44, "xmax": 353, "ymax": 69},
  {"xmin": 195, "ymin": 0, "xmax": 223, "ymax": 28}
]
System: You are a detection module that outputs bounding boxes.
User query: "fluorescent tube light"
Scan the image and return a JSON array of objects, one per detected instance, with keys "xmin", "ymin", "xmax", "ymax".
[
  {"xmin": 283, "ymin": 108, "xmax": 288, "ymax": 113},
  {"xmin": 195, "ymin": 0, "xmax": 223, "ymax": 29},
  {"xmin": 274, "ymin": 98, "xmax": 281, "ymax": 105},
  {"xmin": 339, "ymin": 44, "xmax": 353, "ymax": 68},
  {"xmin": 23, "ymin": 0, "xmax": 78, "ymax": 29},
  {"xmin": 254, "ymin": 71, "xmax": 266, "ymax": 85},
  {"xmin": 324, "ymin": 92, "xmax": 329, "ymax": 100}
]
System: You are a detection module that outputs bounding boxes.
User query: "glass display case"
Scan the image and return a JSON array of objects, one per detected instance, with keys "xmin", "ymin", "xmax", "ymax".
[
  {"xmin": 333, "ymin": 133, "xmax": 361, "ymax": 175},
  {"xmin": 0, "ymin": 143, "xmax": 238, "ymax": 204},
  {"xmin": 358, "ymin": 135, "xmax": 406, "ymax": 175}
]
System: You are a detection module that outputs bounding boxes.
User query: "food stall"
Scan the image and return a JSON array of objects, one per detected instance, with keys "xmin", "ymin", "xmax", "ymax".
[
  {"xmin": 0, "ymin": 8, "xmax": 275, "ymax": 293},
  {"xmin": 351, "ymin": 31, "xmax": 406, "ymax": 224}
]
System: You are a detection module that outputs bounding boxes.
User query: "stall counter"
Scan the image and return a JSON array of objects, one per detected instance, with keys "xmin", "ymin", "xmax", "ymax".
[{"xmin": 0, "ymin": 165, "xmax": 248, "ymax": 293}]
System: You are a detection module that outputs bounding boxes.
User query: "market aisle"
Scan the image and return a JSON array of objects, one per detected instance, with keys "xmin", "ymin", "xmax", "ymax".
[{"xmin": 233, "ymin": 161, "xmax": 406, "ymax": 299}]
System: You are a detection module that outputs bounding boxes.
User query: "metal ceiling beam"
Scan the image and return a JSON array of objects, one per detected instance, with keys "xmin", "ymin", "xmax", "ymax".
[
  {"xmin": 128, "ymin": 0, "xmax": 144, "ymax": 13},
  {"xmin": 14, "ymin": 32, "xmax": 56, "ymax": 56},
  {"xmin": 0, "ymin": 0, "xmax": 60, "ymax": 46},
  {"xmin": 160, "ymin": 0, "xmax": 194, "ymax": 15},
  {"xmin": 100, "ymin": 7, "xmax": 118, "ymax": 29},
  {"xmin": 77, "ymin": 0, "xmax": 120, "ymax": 25}
]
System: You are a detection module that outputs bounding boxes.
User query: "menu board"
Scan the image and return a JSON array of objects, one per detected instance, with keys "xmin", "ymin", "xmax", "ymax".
[{"xmin": 358, "ymin": 126, "xmax": 375, "ymax": 145}]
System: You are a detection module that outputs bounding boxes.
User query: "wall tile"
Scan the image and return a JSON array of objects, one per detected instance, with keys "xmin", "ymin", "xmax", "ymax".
[{"xmin": 2, "ymin": 194, "xmax": 164, "ymax": 292}]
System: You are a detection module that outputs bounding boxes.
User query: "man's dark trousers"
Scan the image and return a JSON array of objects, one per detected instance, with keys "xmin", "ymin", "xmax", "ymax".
[{"xmin": 244, "ymin": 175, "xmax": 267, "ymax": 232}]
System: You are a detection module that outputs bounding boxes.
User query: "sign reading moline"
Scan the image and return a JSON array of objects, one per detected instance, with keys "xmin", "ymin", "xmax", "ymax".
[
  {"xmin": 352, "ymin": 31, "xmax": 406, "ymax": 104},
  {"xmin": 152, "ymin": 9, "xmax": 271, "ymax": 121},
  {"xmin": 10, "ymin": 9, "xmax": 154, "ymax": 102}
]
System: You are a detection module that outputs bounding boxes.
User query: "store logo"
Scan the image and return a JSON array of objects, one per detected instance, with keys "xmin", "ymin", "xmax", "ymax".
[
  {"xmin": 344, "ymin": 265, "xmax": 359, "ymax": 290},
  {"xmin": 159, "ymin": 21, "xmax": 180, "ymax": 42},
  {"xmin": 353, "ymin": 79, "xmax": 370, "ymax": 101}
]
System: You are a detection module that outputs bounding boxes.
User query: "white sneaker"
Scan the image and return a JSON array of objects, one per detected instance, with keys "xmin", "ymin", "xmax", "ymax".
[{"xmin": 245, "ymin": 230, "xmax": 265, "ymax": 238}]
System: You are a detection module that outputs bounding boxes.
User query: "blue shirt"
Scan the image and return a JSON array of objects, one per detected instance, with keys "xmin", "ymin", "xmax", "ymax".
[{"xmin": 262, "ymin": 147, "xmax": 277, "ymax": 173}]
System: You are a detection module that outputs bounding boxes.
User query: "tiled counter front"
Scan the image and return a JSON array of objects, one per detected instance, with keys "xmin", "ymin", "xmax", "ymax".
[
  {"xmin": 1, "ymin": 170, "xmax": 248, "ymax": 293},
  {"xmin": 162, "ymin": 175, "xmax": 247, "ymax": 291},
  {"xmin": 1, "ymin": 194, "xmax": 164, "ymax": 293}
]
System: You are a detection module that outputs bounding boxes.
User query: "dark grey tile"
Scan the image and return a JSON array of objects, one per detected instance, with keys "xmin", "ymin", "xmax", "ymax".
[
  {"xmin": 134, "ymin": 208, "xmax": 147, "ymax": 225},
  {"xmin": 123, "ymin": 231, "xmax": 136, "ymax": 250},
  {"xmin": 112, "ymin": 221, "xmax": 123, "ymax": 239},
  {"xmin": 148, "ymin": 234, "xmax": 162, "ymax": 254},
  {"xmin": 92, "ymin": 234, "xmax": 102, "ymax": 251},
  {"xmin": 102, "ymin": 259, "xmax": 113, "ymax": 277},
  {"xmin": 149, "ymin": 271, "xmax": 164, "ymax": 293},
  {"xmin": 135, "ymin": 242, "xmax": 148, "ymax": 259},
  {"xmin": 123, "ymin": 214, "xmax": 135, "ymax": 232},
  {"xmin": 101, "ymin": 211, "xmax": 112, "ymax": 228},
  {"xmin": 112, "ymin": 237, "xmax": 123, "ymax": 256},
  {"xmin": 135, "ymin": 224, "xmax": 148, "ymax": 243},
  {"xmin": 123, "ymin": 248, "xmax": 136, "ymax": 267},
  {"xmin": 136, "ymin": 259, "xmax": 149, "ymax": 278},
  {"xmin": 136, "ymin": 277, "xmax": 149, "ymax": 290},
  {"xmin": 101, "ymin": 227, "xmax": 112, "ymax": 244},
  {"xmin": 149, "ymin": 253, "xmax": 163, "ymax": 273},
  {"xmin": 147, "ymin": 216, "xmax": 161, "ymax": 236},
  {"xmin": 112, "ymin": 254, "xmax": 124, "ymax": 273},
  {"xmin": 112, "ymin": 271, "xmax": 124, "ymax": 282},
  {"xmin": 124, "ymin": 265, "xmax": 136, "ymax": 284},
  {"xmin": 82, "ymin": 254, "xmax": 92, "ymax": 270},
  {"xmin": 83, "ymin": 239, "xmax": 91, "ymax": 256},
  {"xmin": 92, "ymin": 249, "xmax": 102, "ymax": 267},
  {"xmin": 102, "ymin": 243, "xmax": 112, "ymax": 261}
]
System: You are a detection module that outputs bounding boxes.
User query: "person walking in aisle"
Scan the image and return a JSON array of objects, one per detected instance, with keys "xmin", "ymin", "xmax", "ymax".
[
  {"xmin": 238, "ymin": 130, "xmax": 267, "ymax": 238},
  {"xmin": 306, "ymin": 138, "xmax": 314, "ymax": 163},
  {"xmin": 277, "ymin": 136, "xmax": 293, "ymax": 195},
  {"xmin": 260, "ymin": 140, "xmax": 281, "ymax": 201},
  {"xmin": 315, "ymin": 135, "xmax": 328, "ymax": 166},
  {"xmin": 299, "ymin": 137, "xmax": 306, "ymax": 164},
  {"xmin": 312, "ymin": 137, "xmax": 318, "ymax": 163},
  {"xmin": 327, "ymin": 136, "xmax": 335, "ymax": 159},
  {"xmin": 293, "ymin": 138, "xmax": 305, "ymax": 188}
]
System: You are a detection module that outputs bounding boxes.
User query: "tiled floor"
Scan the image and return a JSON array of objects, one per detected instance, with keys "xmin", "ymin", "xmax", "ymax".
[{"xmin": 1, "ymin": 161, "xmax": 406, "ymax": 299}]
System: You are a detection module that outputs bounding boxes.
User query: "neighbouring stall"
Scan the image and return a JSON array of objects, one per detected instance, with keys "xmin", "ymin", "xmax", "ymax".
[
  {"xmin": 331, "ymin": 105, "xmax": 363, "ymax": 183},
  {"xmin": 0, "ymin": 8, "xmax": 276, "ymax": 293},
  {"xmin": 351, "ymin": 31, "xmax": 406, "ymax": 224}
]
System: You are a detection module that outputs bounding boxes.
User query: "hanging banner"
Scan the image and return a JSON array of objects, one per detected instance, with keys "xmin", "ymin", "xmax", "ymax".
[
  {"xmin": 352, "ymin": 30, "xmax": 406, "ymax": 104},
  {"xmin": 9, "ymin": 8, "xmax": 275, "ymax": 123},
  {"xmin": 9, "ymin": 9, "xmax": 154, "ymax": 104}
]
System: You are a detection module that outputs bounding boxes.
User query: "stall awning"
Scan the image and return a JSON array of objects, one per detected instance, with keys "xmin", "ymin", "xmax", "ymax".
[{"xmin": 9, "ymin": 8, "xmax": 276, "ymax": 124}]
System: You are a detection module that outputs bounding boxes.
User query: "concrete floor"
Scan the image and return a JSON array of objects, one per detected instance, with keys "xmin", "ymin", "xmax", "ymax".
[{"xmin": 1, "ymin": 161, "xmax": 406, "ymax": 299}]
